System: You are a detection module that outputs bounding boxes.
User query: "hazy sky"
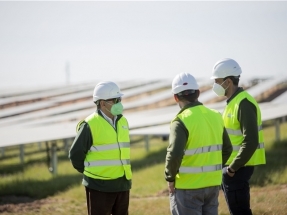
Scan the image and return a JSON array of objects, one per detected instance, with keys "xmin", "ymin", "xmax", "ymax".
[{"xmin": 0, "ymin": 1, "xmax": 287, "ymax": 88}]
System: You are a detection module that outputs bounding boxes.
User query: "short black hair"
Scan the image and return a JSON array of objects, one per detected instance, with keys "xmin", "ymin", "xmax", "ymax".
[
  {"xmin": 94, "ymin": 101, "xmax": 100, "ymax": 109},
  {"xmin": 176, "ymin": 90, "xmax": 199, "ymax": 103},
  {"xmin": 224, "ymin": 75, "xmax": 240, "ymax": 86}
]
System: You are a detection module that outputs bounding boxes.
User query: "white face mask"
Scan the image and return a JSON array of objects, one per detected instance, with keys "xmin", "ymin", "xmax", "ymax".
[{"xmin": 212, "ymin": 80, "xmax": 229, "ymax": 97}]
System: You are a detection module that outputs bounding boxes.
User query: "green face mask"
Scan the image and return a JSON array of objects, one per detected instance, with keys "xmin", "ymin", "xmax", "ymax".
[{"xmin": 106, "ymin": 102, "xmax": 124, "ymax": 116}]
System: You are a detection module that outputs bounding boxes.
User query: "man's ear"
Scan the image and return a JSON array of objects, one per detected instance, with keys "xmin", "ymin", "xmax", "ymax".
[
  {"xmin": 225, "ymin": 78, "xmax": 232, "ymax": 86},
  {"xmin": 100, "ymin": 100, "xmax": 105, "ymax": 107},
  {"xmin": 174, "ymin": 94, "xmax": 179, "ymax": 102}
]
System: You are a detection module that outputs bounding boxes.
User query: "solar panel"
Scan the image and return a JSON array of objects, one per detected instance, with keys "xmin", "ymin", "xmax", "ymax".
[{"xmin": 1, "ymin": 78, "xmax": 287, "ymax": 148}]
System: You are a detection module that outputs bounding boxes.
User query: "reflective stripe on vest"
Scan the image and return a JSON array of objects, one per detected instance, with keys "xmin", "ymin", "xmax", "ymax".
[
  {"xmin": 90, "ymin": 142, "xmax": 130, "ymax": 152},
  {"xmin": 81, "ymin": 112, "xmax": 132, "ymax": 180},
  {"xmin": 184, "ymin": 144, "xmax": 222, "ymax": 156},
  {"xmin": 223, "ymin": 91, "xmax": 266, "ymax": 166},
  {"xmin": 85, "ymin": 159, "xmax": 130, "ymax": 167},
  {"xmin": 232, "ymin": 142, "xmax": 265, "ymax": 151},
  {"xmin": 173, "ymin": 105, "xmax": 225, "ymax": 189},
  {"xmin": 179, "ymin": 164, "xmax": 222, "ymax": 174},
  {"xmin": 226, "ymin": 125, "xmax": 263, "ymax": 136}
]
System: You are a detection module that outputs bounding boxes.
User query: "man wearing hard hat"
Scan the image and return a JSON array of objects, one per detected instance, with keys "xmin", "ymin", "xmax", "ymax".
[
  {"xmin": 69, "ymin": 81, "xmax": 132, "ymax": 215},
  {"xmin": 210, "ymin": 58, "xmax": 266, "ymax": 215},
  {"xmin": 165, "ymin": 72, "xmax": 232, "ymax": 215}
]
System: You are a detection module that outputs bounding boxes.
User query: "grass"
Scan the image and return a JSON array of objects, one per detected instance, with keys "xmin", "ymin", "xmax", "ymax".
[{"xmin": 0, "ymin": 122, "xmax": 287, "ymax": 215}]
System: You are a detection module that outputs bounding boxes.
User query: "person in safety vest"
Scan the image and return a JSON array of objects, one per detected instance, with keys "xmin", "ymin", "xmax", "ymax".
[
  {"xmin": 210, "ymin": 58, "xmax": 266, "ymax": 215},
  {"xmin": 165, "ymin": 72, "xmax": 232, "ymax": 215},
  {"xmin": 69, "ymin": 81, "xmax": 132, "ymax": 215}
]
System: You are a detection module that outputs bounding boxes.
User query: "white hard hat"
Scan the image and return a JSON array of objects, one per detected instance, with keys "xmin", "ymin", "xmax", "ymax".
[
  {"xmin": 211, "ymin": 58, "xmax": 242, "ymax": 79},
  {"xmin": 172, "ymin": 72, "xmax": 199, "ymax": 94},
  {"xmin": 93, "ymin": 81, "xmax": 123, "ymax": 102}
]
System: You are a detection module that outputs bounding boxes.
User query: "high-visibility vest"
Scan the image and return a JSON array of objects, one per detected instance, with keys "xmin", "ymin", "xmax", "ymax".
[
  {"xmin": 78, "ymin": 112, "xmax": 132, "ymax": 180},
  {"xmin": 223, "ymin": 91, "xmax": 266, "ymax": 166},
  {"xmin": 174, "ymin": 105, "xmax": 224, "ymax": 189}
]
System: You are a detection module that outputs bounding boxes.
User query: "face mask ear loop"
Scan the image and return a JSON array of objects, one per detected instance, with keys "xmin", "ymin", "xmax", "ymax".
[
  {"xmin": 224, "ymin": 83, "xmax": 230, "ymax": 91},
  {"xmin": 104, "ymin": 101, "xmax": 113, "ymax": 115},
  {"xmin": 222, "ymin": 79, "xmax": 230, "ymax": 92},
  {"xmin": 220, "ymin": 79, "xmax": 226, "ymax": 87}
]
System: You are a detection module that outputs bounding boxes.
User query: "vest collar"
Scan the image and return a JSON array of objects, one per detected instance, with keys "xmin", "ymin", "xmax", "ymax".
[
  {"xmin": 177, "ymin": 101, "xmax": 203, "ymax": 115},
  {"xmin": 227, "ymin": 87, "xmax": 244, "ymax": 104},
  {"xmin": 99, "ymin": 110, "xmax": 117, "ymax": 128},
  {"xmin": 97, "ymin": 110, "xmax": 123, "ymax": 125}
]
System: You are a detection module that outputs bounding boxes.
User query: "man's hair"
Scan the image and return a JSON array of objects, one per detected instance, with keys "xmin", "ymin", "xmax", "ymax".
[
  {"xmin": 224, "ymin": 75, "xmax": 240, "ymax": 86},
  {"xmin": 176, "ymin": 90, "xmax": 199, "ymax": 103},
  {"xmin": 94, "ymin": 101, "xmax": 101, "ymax": 109}
]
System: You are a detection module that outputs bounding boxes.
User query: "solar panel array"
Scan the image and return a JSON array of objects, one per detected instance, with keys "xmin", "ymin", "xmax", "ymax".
[{"xmin": 1, "ymin": 77, "xmax": 287, "ymax": 148}]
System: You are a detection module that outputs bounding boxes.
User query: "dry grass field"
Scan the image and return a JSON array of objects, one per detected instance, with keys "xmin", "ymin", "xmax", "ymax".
[{"xmin": 0, "ymin": 122, "xmax": 286, "ymax": 215}]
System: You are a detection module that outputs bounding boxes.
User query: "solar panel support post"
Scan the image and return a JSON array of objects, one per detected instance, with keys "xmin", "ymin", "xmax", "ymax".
[
  {"xmin": 38, "ymin": 142, "xmax": 42, "ymax": 150},
  {"xmin": 275, "ymin": 119, "xmax": 280, "ymax": 142},
  {"xmin": 20, "ymin": 144, "xmax": 24, "ymax": 165},
  {"xmin": 51, "ymin": 142, "xmax": 58, "ymax": 176},
  {"xmin": 144, "ymin": 135, "xmax": 149, "ymax": 152},
  {"xmin": 0, "ymin": 147, "xmax": 5, "ymax": 157},
  {"xmin": 63, "ymin": 138, "xmax": 70, "ymax": 154}
]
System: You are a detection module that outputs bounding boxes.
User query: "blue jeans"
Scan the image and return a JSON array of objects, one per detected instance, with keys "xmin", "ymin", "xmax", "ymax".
[
  {"xmin": 222, "ymin": 166, "xmax": 254, "ymax": 215},
  {"xmin": 169, "ymin": 186, "xmax": 219, "ymax": 215}
]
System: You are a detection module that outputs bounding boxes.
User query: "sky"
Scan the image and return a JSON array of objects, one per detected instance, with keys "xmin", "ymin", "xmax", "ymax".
[{"xmin": 0, "ymin": 1, "xmax": 287, "ymax": 89}]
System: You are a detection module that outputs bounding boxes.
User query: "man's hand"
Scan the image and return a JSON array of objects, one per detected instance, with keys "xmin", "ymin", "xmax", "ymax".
[
  {"xmin": 227, "ymin": 167, "xmax": 235, "ymax": 177},
  {"xmin": 168, "ymin": 181, "xmax": 175, "ymax": 194}
]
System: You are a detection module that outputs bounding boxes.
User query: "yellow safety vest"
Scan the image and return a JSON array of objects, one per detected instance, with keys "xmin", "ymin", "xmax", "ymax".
[
  {"xmin": 174, "ymin": 105, "xmax": 224, "ymax": 189},
  {"xmin": 223, "ymin": 91, "xmax": 266, "ymax": 166},
  {"xmin": 78, "ymin": 112, "xmax": 132, "ymax": 180}
]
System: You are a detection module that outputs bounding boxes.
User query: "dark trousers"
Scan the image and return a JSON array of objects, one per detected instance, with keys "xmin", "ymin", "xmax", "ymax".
[
  {"xmin": 85, "ymin": 187, "xmax": 130, "ymax": 215},
  {"xmin": 222, "ymin": 166, "xmax": 254, "ymax": 215}
]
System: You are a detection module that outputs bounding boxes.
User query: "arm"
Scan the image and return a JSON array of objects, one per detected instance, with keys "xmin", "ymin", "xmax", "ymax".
[
  {"xmin": 165, "ymin": 120, "xmax": 188, "ymax": 182},
  {"xmin": 69, "ymin": 122, "xmax": 92, "ymax": 173},
  {"xmin": 229, "ymin": 99, "xmax": 259, "ymax": 171},
  {"xmin": 222, "ymin": 128, "xmax": 232, "ymax": 165}
]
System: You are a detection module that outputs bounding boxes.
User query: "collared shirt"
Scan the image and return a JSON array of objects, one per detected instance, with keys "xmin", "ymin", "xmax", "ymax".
[{"xmin": 99, "ymin": 110, "xmax": 117, "ymax": 128}]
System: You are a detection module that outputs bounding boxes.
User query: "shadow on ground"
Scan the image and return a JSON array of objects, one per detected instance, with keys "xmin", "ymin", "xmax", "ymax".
[
  {"xmin": 131, "ymin": 147, "xmax": 166, "ymax": 172},
  {"xmin": 250, "ymin": 139, "xmax": 287, "ymax": 186},
  {"xmin": 0, "ymin": 173, "xmax": 82, "ymax": 203},
  {"xmin": 0, "ymin": 152, "xmax": 72, "ymax": 175}
]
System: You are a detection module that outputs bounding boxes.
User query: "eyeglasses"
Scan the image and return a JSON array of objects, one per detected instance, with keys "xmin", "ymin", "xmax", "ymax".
[{"xmin": 106, "ymin": 97, "xmax": 122, "ymax": 104}]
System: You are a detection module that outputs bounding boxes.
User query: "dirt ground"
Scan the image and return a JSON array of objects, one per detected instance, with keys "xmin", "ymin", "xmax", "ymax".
[
  {"xmin": 0, "ymin": 196, "xmax": 57, "ymax": 214},
  {"xmin": 1, "ymin": 185, "xmax": 287, "ymax": 214}
]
